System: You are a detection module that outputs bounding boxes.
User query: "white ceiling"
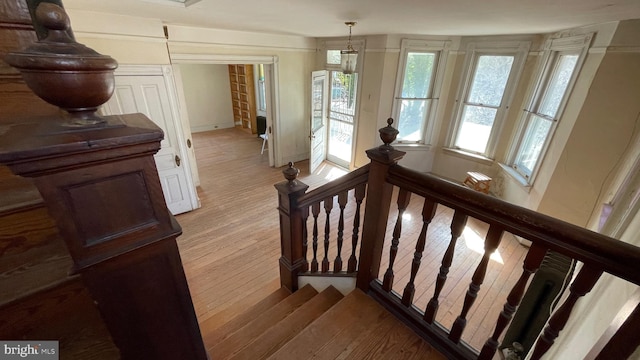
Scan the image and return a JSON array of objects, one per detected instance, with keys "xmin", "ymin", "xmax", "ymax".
[{"xmin": 62, "ymin": 0, "xmax": 640, "ymax": 38}]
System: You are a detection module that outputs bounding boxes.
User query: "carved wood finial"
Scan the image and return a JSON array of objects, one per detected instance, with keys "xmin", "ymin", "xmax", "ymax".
[
  {"xmin": 283, "ymin": 162, "xmax": 300, "ymax": 184},
  {"xmin": 379, "ymin": 118, "xmax": 399, "ymax": 149},
  {"xmin": 4, "ymin": 2, "xmax": 118, "ymax": 126}
]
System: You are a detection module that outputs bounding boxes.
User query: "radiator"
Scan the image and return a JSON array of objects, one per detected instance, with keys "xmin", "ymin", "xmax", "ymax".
[{"xmin": 500, "ymin": 250, "xmax": 574, "ymax": 357}]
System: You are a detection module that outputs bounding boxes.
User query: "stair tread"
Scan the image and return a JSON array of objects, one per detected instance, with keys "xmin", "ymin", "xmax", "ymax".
[
  {"xmin": 208, "ymin": 284, "xmax": 318, "ymax": 358},
  {"xmin": 229, "ymin": 286, "xmax": 344, "ymax": 360},
  {"xmin": 269, "ymin": 289, "xmax": 391, "ymax": 360},
  {"xmin": 0, "ymin": 167, "xmax": 42, "ymax": 215},
  {"xmin": 0, "ymin": 200, "xmax": 72, "ymax": 307},
  {"xmin": 340, "ymin": 310, "xmax": 441, "ymax": 360},
  {"xmin": 201, "ymin": 286, "xmax": 291, "ymax": 347},
  {"xmin": 268, "ymin": 289, "xmax": 445, "ymax": 360},
  {"xmin": 0, "ymin": 277, "xmax": 119, "ymax": 359}
]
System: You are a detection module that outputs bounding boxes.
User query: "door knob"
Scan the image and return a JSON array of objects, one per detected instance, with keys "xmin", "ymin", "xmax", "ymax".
[{"xmin": 175, "ymin": 155, "xmax": 181, "ymax": 167}]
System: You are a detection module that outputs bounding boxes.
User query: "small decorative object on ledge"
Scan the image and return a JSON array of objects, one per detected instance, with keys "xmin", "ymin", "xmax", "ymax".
[
  {"xmin": 463, "ymin": 171, "xmax": 492, "ymax": 194},
  {"xmin": 4, "ymin": 2, "xmax": 117, "ymax": 125},
  {"xmin": 379, "ymin": 118, "xmax": 399, "ymax": 149}
]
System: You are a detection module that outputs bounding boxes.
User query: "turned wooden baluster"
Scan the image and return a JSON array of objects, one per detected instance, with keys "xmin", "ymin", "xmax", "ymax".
[
  {"xmin": 478, "ymin": 243, "xmax": 548, "ymax": 360},
  {"xmin": 529, "ymin": 265, "xmax": 603, "ymax": 360},
  {"xmin": 402, "ymin": 199, "xmax": 438, "ymax": 306},
  {"xmin": 322, "ymin": 197, "xmax": 334, "ymax": 273},
  {"xmin": 449, "ymin": 225, "xmax": 504, "ymax": 343},
  {"xmin": 334, "ymin": 191, "xmax": 348, "ymax": 272},
  {"xmin": 382, "ymin": 188, "xmax": 411, "ymax": 292},
  {"xmin": 311, "ymin": 203, "xmax": 320, "ymax": 273},
  {"xmin": 348, "ymin": 183, "xmax": 366, "ymax": 273},
  {"xmin": 301, "ymin": 206, "xmax": 310, "ymax": 272},
  {"xmin": 424, "ymin": 210, "xmax": 468, "ymax": 323}
]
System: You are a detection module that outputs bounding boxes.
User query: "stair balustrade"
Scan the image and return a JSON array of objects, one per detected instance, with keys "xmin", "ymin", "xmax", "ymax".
[
  {"xmin": 275, "ymin": 162, "xmax": 369, "ymax": 290},
  {"xmin": 276, "ymin": 118, "xmax": 640, "ymax": 359}
]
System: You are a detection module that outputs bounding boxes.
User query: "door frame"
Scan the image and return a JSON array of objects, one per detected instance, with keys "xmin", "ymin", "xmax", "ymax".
[
  {"xmin": 170, "ymin": 53, "xmax": 280, "ymax": 168},
  {"xmin": 107, "ymin": 64, "xmax": 201, "ymax": 212},
  {"xmin": 310, "ymin": 70, "xmax": 328, "ymax": 174}
]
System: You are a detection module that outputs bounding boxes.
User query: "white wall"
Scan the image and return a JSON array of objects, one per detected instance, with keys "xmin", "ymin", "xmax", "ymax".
[
  {"xmin": 166, "ymin": 25, "xmax": 316, "ymax": 167},
  {"xmin": 179, "ymin": 64, "xmax": 234, "ymax": 132}
]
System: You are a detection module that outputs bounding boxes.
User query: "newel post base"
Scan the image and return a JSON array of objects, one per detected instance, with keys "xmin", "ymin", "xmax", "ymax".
[
  {"xmin": 274, "ymin": 162, "xmax": 309, "ymax": 292},
  {"xmin": 356, "ymin": 119, "xmax": 406, "ymax": 291},
  {"xmin": 0, "ymin": 114, "xmax": 208, "ymax": 360}
]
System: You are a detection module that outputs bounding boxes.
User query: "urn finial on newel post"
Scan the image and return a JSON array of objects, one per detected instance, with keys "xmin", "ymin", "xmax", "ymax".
[
  {"xmin": 379, "ymin": 118, "xmax": 400, "ymax": 150},
  {"xmin": 282, "ymin": 162, "xmax": 300, "ymax": 185},
  {"xmin": 4, "ymin": 2, "xmax": 118, "ymax": 126}
]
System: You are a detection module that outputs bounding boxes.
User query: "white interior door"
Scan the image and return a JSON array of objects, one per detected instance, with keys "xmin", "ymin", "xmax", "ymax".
[
  {"xmin": 310, "ymin": 70, "xmax": 328, "ymax": 173},
  {"xmin": 102, "ymin": 66, "xmax": 199, "ymax": 215},
  {"xmin": 264, "ymin": 64, "xmax": 275, "ymax": 167}
]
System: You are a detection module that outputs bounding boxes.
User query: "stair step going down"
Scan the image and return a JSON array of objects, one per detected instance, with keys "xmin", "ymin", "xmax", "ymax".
[{"xmin": 204, "ymin": 284, "xmax": 446, "ymax": 360}]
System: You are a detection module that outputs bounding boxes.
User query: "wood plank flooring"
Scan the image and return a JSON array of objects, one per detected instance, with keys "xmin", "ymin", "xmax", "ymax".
[{"xmin": 176, "ymin": 128, "xmax": 528, "ymax": 351}]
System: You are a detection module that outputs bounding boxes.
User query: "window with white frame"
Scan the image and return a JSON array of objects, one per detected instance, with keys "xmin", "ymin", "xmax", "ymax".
[
  {"xmin": 257, "ymin": 64, "xmax": 266, "ymax": 111},
  {"xmin": 448, "ymin": 42, "xmax": 529, "ymax": 157},
  {"xmin": 392, "ymin": 40, "xmax": 449, "ymax": 144},
  {"xmin": 508, "ymin": 34, "xmax": 592, "ymax": 183}
]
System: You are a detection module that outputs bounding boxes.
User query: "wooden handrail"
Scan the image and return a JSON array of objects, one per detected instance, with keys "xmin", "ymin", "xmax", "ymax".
[
  {"xmin": 387, "ymin": 165, "xmax": 640, "ymax": 286},
  {"xmin": 276, "ymin": 118, "xmax": 640, "ymax": 360},
  {"xmin": 297, "ymin": 164, "xmax": 370, "ymax": 208}
]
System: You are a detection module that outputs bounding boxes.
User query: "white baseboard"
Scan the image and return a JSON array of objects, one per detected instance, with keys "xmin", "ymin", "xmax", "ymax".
[{"xmin": 191, "ymin": 123, "xmax": 234, "ymax": 133}]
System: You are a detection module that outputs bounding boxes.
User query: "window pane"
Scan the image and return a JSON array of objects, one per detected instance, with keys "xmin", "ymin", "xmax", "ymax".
[
  {"xmin": 397, "ymin": 99, "xmax": 429, "ymax": 142},
  {"xmin": 514, "ymin": 115, "xmax": 553, "ymax": 176},
  {"xmin": 328, "ymin": 120, "xmax": 353, "ymax": 164},
  {"xmin": 539, "ymin": 54, "xmax": 578, "ymax": 117},
  {"xmin": 311, "ymin": 76, "xmax": 324, "ymax": 131},
  {"xmin": 454, "ymin": 105, "xmax": 497, "ymax": 153},
  {"xmin": 401, "ymin": 52, "xmax": 435, "ymax": 98},
  {"xmin": 327, "ymin": 50, "xmax": 341, "ymax": 65},
  {"xmin": 467, "ymin": 55, "xmax": 514, "ymax": 107},
  {"xmin": 330, "ymin": 72, "xmax": 357, "ymax": 120}
]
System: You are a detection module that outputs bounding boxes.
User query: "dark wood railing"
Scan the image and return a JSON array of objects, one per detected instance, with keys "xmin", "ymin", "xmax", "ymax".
[
  {"xmin": 275, "ymin": 163, "xmax": 369, "ymax": 288},
  {"xmin": 276, "ymin": 119, "xmax": 640, "ymax": 360}
]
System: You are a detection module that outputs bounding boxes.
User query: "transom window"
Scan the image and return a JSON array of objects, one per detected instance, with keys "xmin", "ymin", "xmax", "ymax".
[
  {"xmin": 508, "ymin": 34, "xmax": 592, "ymax": 183},
  {"xmin": 448, "ymin": 42, "xmax": 529, "ymax": 157},
  {"xmin": 392, "ymin": 40, "xmax": 450, "ymax": 144}
]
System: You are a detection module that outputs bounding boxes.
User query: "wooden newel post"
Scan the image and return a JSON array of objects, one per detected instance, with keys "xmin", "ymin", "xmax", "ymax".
[
  {"xmin": 356, "ymin": 118, "xmax": 406, "ymax": 291},
  {"xmin": 0, "ymin": 114, "xmax": 209, "ymax": 360},
  {"xmin": 0, "ymin": 5, "xmax": 208, "ymax": 358},
  {"xmin": 274, "ymin": 162, "xmax": 309, "ymax": 292}
]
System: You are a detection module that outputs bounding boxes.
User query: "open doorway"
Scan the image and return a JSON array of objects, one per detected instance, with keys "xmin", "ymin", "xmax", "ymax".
[{"xmin": 169, "ymin": 55, "xmax": 279, "ymax": 187}]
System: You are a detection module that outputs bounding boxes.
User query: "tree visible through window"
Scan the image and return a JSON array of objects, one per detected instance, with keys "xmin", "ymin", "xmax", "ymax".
[
  {"xmin": 512, "ymin": 52, "xmax": 581, "ymax": 180},
  {"xmin": 394, "ymin": 51, "xmax": 440, "ymax": 142},
  {"xmin": 453, "ymin": 55, "xmax": 515, "ymax": 154}
]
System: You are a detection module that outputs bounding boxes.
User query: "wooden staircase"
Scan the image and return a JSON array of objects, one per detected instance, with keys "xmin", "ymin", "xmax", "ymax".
[
  {"xmin": 0, "ymin": 168, "xmax": 120, "ymax": 358},
  {"xmin": 201, "ymin": 284, "xmax": 446, "ymax": 360}
]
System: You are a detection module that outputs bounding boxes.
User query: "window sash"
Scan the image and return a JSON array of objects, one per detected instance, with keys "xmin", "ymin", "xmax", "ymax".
[
  {"xmin": 449, "ymin": 47, "xmax": 525, "ymax": 157},
  {"xmin": 509, "ymin": 36, "xmax": 589, "ymax": 183},
  {"xmin": 393, "ymin": 46, "xmax": 444, "ymax": 144}
]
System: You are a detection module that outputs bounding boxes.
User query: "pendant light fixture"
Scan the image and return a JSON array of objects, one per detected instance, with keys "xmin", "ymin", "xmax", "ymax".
[{"xmin": 340, "ymin": 22, "xmax": 358, "ymax": 74}]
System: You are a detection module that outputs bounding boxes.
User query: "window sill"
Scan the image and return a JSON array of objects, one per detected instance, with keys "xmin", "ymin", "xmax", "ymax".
[
  {"xmin": 393, "ymin": 143, "xmax": 432, "ymax": 151},
  {"xmin": 498, "ymin": 163, "xmax": 532, "ymax": 192},
  {"xmin": 441, "ymin": 148, "xmax": 494, "ymax": 166}
]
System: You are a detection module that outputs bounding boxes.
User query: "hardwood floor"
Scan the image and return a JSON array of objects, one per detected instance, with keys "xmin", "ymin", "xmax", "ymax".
[
  {"xmin": 176, "ymin": 127, "xmax": 528, "ymax": 351},
  {"xmin": 176, "ymin": 128, "xmax": 336, "ymax": 329}
]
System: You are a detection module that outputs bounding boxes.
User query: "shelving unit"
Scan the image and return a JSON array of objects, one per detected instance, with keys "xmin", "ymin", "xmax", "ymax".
[{"xmin": 228, "ymin": 64, "xmax": 257, "ymax": 134}]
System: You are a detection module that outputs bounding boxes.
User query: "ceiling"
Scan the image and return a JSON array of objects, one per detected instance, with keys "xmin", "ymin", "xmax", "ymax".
[{"xmin": 62, "ymin": 0, "xmax": 640, "ymax": 38}]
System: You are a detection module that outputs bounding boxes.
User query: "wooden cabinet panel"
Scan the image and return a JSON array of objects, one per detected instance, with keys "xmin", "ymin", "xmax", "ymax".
[{"xmin": 228, "ymin": 65, "xmax": 257, "ymax": 134}]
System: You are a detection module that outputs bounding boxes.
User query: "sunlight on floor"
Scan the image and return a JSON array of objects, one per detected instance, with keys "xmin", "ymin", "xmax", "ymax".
[
  {"xmin": 314, "ymin": 162, "xmax": 348, "ymax": 181},
  {"xmin": 463, "ymin": 226, "xmax": 504, "ymax": 264},
  {"xmin": 402, "ymin": 213, "xmax": 413, "ymax": 221}
]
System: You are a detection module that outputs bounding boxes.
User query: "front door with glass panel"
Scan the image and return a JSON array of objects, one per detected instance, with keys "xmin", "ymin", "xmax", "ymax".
[
  {"xmin": 310, "ymin": 70, "xmax": 328, "ymax": 173},
  {"xmin": 326, "ymin": 71, "xmax": 357, "ymax": 169}
]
